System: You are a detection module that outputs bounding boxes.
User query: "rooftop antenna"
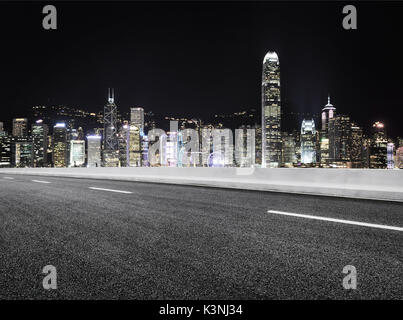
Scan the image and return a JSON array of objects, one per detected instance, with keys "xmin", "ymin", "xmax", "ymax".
[{"xmin": 108, "ymin": 88, "xmax": 114, "ymax": 104}]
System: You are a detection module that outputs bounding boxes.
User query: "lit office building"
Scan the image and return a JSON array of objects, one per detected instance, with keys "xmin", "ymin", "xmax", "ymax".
[
  {"xmin": 280, "ymin": 132, "xmax": 295, "ymax": 167},
  {"xmin": 350, "ymin": 123, "xmax": 363, "ymax": 168},
  {"xmin": 118, "ymin": 123, "xmax": 130, "ymax": 167},
  {"xmin": 12, "ymin": 118, "xmax": 28, "ymax": 137},
  {"xmin": 200, "ymin": 126, "xmax": 214, "ymax": 167},
  {"xmin": 254, "ymin": 125, "xmax": 262, "ymax": 166},
  {"xmin": 319, "ymin": 96, "xmax": 336, "ymax": 167},
  {"xmin": 329, "ymin": 114, "xmax": 351, "ymax": 167},
  {"xmin": 362, "ymin": 136, "xmax": 371, "ymax": 168},
  {"xmin": 129, "ymin": 125, "xmax": 142, "ymax": 167},
  {"xmin": 103, "ymin": 88, "xmax": 119, "ymax": 167},
  {"xmin": 262, "ymin": 51, "xmax": 282, "ymax": 167},
  {"xmin": 370, "ymin": 121, "xmax": 388, "ymax": 169},
  {"xmin": 165, "ymin": 131, "xmax": 178, "ymax": 167},
  {"xmin": 130, "ymin": 107, "xmax": 144, "ymax": 132},
  {"xmin": 32, "ymin": 120, "xmax": 49, "ymax": 167},
  {"xmin": 0, "ymin": 132, "xmax": 12, "ymax": 167},
  {"xmin": 87, "ymin": 135, "xmax": 102, "ymax": 167},
  {"xmin": 47, "ymin": 135, "xmax": 53, "ymax": 167},
  {"xmin": 52, "ymin": 123, "xmax": 68, "ymax": 168},
  {"xmin": 149, "ymin": 133, "xmax": 167, "ymax": 167},
  {"xmin": 212, "ymin": 129, "xmax": 233, "ymax": 167},
  {"xmin": 12, "ymin": 137, "xmax": 33, "ymax": 167},
  {"xmin": 235, "ymin": 127, "xmax": 256, "ymax": 167},
  {"xmin": 69, "ymin": 140, "xmax": 85, "ymax": 167},
  {"xmin": 387, "ymin": 143, "xmax": 395, "ymax": 169},
  {"xmin": 301, "ymin": 119, "xmax": 316, "ymax": 165},
  {"xmin": 141, "ymin": 133, "xmax": 149, "ymax": 167}
]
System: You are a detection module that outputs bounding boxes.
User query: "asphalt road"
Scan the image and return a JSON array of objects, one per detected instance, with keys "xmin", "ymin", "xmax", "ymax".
[{"xmin": 0, "ymin": 174, "xmax": 402, "ymax": 299}]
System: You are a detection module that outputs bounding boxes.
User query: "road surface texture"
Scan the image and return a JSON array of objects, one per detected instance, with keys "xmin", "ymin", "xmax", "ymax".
[{"xmin": 0, "ymin": 174, "xmax": 402, "ymax": 299}]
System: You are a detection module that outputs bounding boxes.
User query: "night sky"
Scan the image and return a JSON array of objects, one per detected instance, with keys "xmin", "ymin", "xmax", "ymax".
[{"xmin": 0, "ymin": 1, "xmax": 402, "ymax": 137}]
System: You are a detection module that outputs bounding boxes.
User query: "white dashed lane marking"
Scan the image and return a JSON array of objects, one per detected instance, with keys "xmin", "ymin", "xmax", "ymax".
[
  {"xmin": 268, "ymin": 210, "xmax": 403, "ymax": 232},
  {"xmin": 32, "ymin": 180, "xmax": 51, "ymax": 184},
  {"xmin": 88, "ymin": 187, "xmax": 132, "ymax": 194}
]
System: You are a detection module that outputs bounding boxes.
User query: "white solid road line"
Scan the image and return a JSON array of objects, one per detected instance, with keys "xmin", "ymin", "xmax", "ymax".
[
  {"xmin": 268, "ymin": 210, "xmax": 403, "ymax": 232},
  {"xmin": 3, "ymin": 177, "xmax": 14, "ymax": 180},
  {"xmin": 32, "ymin": 180, "xmax": 51, "ymax": 184},
  {"xmin": 88, "ymin": 187, "xmax": 133, "ymax": 194}
]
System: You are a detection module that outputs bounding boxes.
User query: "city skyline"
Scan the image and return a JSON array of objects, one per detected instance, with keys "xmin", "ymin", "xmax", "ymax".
[
  {"xmin": 1, "ymin": 80, "xmax": 402, "ymax": 169},
  {"xmin": 1, "ymin": 2, "xmax": 403, "ymax": 138}
]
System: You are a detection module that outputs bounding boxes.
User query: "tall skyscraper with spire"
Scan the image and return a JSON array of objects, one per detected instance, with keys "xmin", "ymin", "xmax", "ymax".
[
  {"xmin": 103, "ymin": 88, "xmax": 119, "ymax": 166},
  {"xmin": 320, "ymin": 95, "xmax": 336, "ymax": 166},
  {"xmin": 261, "ymin": 51, "xmax": 282, "ymax": 168},
  {"xmin": 321, "ymin": 95, "xmax": 336, "ymax": 132}
]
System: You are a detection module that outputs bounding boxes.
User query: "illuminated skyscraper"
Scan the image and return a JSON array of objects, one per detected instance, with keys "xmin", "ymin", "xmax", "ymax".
[
  {"xmin": 281, "ymin": 132, "xmax": 296, "ymax": 167},
  {"xmin": 301, "ymin": 119, "xmax": 316, "ymax": 165},
  {"xmin": 387, "ymin": 143, "xmax": 395, "ymax": 169},
  {"xmin": 87, "ymin": 135, "xmax": 101, "ymax": 167},
  {"xmin": 12, "ymin": 118, "xmax": 28, "ymax": 137},
  {"xmin": 320, "ymin": 96, "xmax": 335, "ymax": 167},
  {"xmin": 350, "ymin": 123, "xmax": 363, "ymax": 168},
  {"xmin": 130, "ymin": 107, "xmax": 144, "ymax": 132},
  {"xmin": 52, "ymin": 123, "xmax": 68, "ymax": 167},
  {"xmin": 32, "ymin": 120, "xmax": 48, "ymax": 167},
  {"xmin": 103, "ymin": 88, "xmax": 119, "ymax": 166},
  {"xmin": 262, "ymin": 51, "xmax": 282, "ymax": 168},
  {"xmin": 128, "ymin": 125, "xmax": 142, "ymax": 167},
  {"xmin": 329, "ymin": 114, "xmax": 351, "ymax": 166},
  {"xmin": 118, "ymin": 122, "xmax": 129, "ymax": 167},
  {"xmin": 141, "ymin": 133, "xmax": 149, "ymax": 167},
  {"xmin": 12, "ymin": 137, "xmax": 33, "ymax": 167},
  {"xmin": 362, "ymin": 136, "xmax": 371, "ymax": 168},
  {"xmin": 69, "ymin": 140, "xmax": 85, "ymax": 167},
  {"xmin": 0, "ymin": 131, "xmax": 11, "ymax": 167},
  {"xmin": 166, "ymin": 130, "xmax": 178, "ymax": 167},
  {"xmin": 321, "ymin": 96, "xmax": 335, "ymax": 132},
  {"xmin": 370, "ymin": 121, "xmax": 387, "ymax": 169}
]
